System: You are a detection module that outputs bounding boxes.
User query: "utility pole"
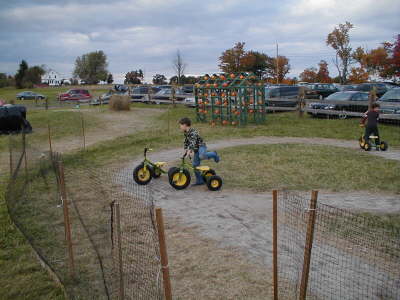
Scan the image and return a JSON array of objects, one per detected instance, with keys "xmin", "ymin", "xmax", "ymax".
[{"xmin": 276, "ymin": 43, "xmax": 279, "ymax": 85}]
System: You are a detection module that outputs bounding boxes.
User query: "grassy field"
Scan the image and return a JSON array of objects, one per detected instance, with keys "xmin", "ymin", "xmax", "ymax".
[
  {"xmin": 0, "ymin": 105, "xmax": 399, "ymax": 299},
  {"xmin": 0, "ymin": 86, "xmax": 110, "ymax": 106},
  {"xmin": 209, "ymin": 144, "xmax": 400, "ymax": 193}
]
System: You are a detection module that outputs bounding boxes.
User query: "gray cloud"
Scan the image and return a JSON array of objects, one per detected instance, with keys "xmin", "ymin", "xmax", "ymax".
[{"xmin": 0, "ymin": 0, "xmax": 399, "ymax": 82}]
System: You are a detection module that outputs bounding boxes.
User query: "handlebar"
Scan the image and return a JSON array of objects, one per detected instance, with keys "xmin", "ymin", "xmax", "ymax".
[{"xmin": 144, "ymin": 147, "xmax": 153, "ymax": 156}]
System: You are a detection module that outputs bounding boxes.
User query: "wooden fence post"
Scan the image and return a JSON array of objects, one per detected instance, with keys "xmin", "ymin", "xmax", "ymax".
[
  {"xmin": 48, "ymin": 123, "xmax": 53, "ymax": 154},
  {"xmin": 272, "ymin": 190, "xmax": 278, "ymax": 300},
  {"xmin": 9, "ymin": 135, "xmax": 13, "ymax": 177},
  {"xmin": 298, "ymin": 87, "xmax": 305, "ymax": 118},
  {"xmin": 58, "ymin": 160, "xmax": 75, "ymax": 278},
  {"xmin": 299, "ymin": 190, "xmax": 318, "ymax": 300},
  {"xmin": 115, "ymin": 202, "xmax": 125, "ymax": 300},
  {"xmin": 22, "ymin": 132, "xmax": 28, "ymax": 179},
  {"xmin": 155, "ymin": 207, "xmax": 172, "ymax": 300},
  {"xmin": 81, "ymin": 113, "xmax": 86, "ymax": 151}
]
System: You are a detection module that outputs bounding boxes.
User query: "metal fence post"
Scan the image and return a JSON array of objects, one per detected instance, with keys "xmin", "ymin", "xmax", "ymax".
[
  {"xmin": 58, "ymin": 160, "xmax": 75, "ymax": 278},
  {"xmin": 115, "ymin": 202, "xmax": 125, "ymax": 300},
  {"xmin": 155, "ymin": 207, "xmax": 172, "ymax": 300},
  {"xmin": 299, "ymin": 190, "xmax": 318, "ymax": 300},
  {"xmin": 272, "ymin": 190, "xmax": 278, "ymax": 300}
]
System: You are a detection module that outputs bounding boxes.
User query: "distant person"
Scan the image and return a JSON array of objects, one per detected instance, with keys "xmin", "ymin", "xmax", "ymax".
[
  {"xmin": 362, "ymin": 103, "xmax": 380, "ymax": 149},
  {"xmin": 179, "ymin": 117, "xmax": 220, "ymax": 186}
]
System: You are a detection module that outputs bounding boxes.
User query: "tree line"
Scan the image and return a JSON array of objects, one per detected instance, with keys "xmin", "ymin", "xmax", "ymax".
[{"xmin": 1, "ymin": 22, "xmax": 398, "ymax": 89}]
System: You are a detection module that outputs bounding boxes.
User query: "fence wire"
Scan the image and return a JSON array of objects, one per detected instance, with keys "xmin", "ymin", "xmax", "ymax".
[
  {"xmin": 277, "ymin": 190, "xmax": 400, "ymax": 299},
  {"xmin": 5, "ymin": 133, "xmax": 163, "ymax": 299}
]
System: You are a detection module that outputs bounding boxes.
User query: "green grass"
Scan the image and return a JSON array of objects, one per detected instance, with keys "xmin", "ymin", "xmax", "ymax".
[
  {"xmin": 208, "ymin": 143, "xmax": 400, "ymax": 193},
  {"xmin": 0, "ymin": 109, "xmax": 101, "ymax": 152},
  {"xmin": 0, "ymin": 86, "xmax": 110, "ymax": 106},
  {"xmin": 0, "ymin": 182, "xmax": 65, "ymax": 300}
]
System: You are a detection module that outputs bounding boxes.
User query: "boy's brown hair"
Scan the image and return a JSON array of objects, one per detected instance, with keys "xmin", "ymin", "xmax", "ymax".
[
  {"xmin": 371, "ymin": 103, "xmax": 380, "ymax": 109},
  {"xmin": 179, "ymin": 117, "xmax": 191, "ymax": 126}
]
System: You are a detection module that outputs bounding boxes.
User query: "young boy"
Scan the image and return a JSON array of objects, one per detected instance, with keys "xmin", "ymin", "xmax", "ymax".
[
  {"xmin": 363, "ymin": 103, "xmax": 380, "ymax": 149},
  {"xmin": 179, "ymin": 117, "xmax": 220, "ymax": 186}
]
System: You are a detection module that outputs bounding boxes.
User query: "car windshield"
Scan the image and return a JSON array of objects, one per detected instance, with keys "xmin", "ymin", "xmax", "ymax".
[
  {"xmin": 326, "ymin": 92, "xmax": 353, "ymax": 101},
  {"xmin": 379, "ymin": 89, "xmax": 400, "ymax": 102}
]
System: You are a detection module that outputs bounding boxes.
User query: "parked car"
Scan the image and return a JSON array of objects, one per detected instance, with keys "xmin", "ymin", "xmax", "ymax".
[
  {"xmin": 306, "ymin": 83, "xmax": 339, "ymax": 99},
  {"xmin": 58, "ymin": 89, "xmax": 92, "ymax": 102},
  {"xmin": 16, "ymin": 91, "xmax": 46, "ymax": 100},
  {"xmin": 339, "ymin": 84, "xmax": 359, "ymax": 91},
  {"xmin": 355, "ymin": 83, "xmax": 388, "ymax": 97},
  {"xmin": 308, "ymin": 91, "xmax": 369, "ymax": 118},
  {"xmin": 91, "ymin": 90, "xmax": 129, "ymax": 105},
  {"xmin": 182, "ymin": 85, "xmax": 194, "ymax": 94},
  {"xmin": 151, "ymin": 89, "xmax": 187, "ymax": 104},
  {"xmin": 265, "ymin": 86, "xmax": 300, "ymax": 107},
  {"xmin": 377, "ymin": 88, "xmax": 400, "ymax": 123}
]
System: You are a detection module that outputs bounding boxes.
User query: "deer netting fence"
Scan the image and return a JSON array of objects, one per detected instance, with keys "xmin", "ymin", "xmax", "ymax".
[
  {"xmin": 5, "ymin": 134, "xmax": 163, "ymax": 299},
  {"xmin": 276, "ymin": 190, "xmax": 400, "ymax": 299}
]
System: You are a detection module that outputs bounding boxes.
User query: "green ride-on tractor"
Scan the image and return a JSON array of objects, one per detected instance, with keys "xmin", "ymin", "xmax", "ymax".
[
  {"xmin": 168, "ymin": 152, "xmax": 223, "ymax": 191},
  {"xmin": 133, "ymin": 148, "xmax": 167, "ymax": 185},
  {"xmin": 359, "ymin": 135, "xmax": 388, "ymax": 151}
]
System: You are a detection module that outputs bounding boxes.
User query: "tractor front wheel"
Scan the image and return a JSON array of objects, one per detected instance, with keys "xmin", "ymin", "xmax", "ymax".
[
  {"xmin": 133, "ymin": 163, "xmax": 152, "ymax": 185},
  {"xmin": 364, "ymin": 142, "xmax": 372, "ymax": 151}
]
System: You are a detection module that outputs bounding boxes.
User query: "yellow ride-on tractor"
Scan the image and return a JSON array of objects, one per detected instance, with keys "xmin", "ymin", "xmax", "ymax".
[
  {"xmin": 133, "ymin": 148, "xmax": 167, "ymax": 185},
  {"xmin": 168, "ymin": 152, "xmax": 223, "ymax": 191},
  {"xmin": 359, "ymin": 134, "xmax": 388, "ymax": 151}
]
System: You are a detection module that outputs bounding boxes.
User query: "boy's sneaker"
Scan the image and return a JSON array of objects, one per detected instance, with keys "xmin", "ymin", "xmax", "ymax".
[{"xmin": 214, "ymin": 152, "xmax": 220, "ymax": 163}]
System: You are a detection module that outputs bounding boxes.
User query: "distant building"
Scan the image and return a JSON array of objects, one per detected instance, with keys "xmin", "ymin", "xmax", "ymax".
[{"xmin": 41, "ymin": 69, "xmax": 65, "ymax": 86}]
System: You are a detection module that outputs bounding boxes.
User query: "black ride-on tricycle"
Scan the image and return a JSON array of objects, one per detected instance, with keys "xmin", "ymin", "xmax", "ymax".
[
  {"xmin": 168, "ymin": 152, "xmax": 223, "ymax": 191},
  {"xmin": 359, "ymin": 134, "xmax": 388, "ymax": 151},
  {"xmin": 133, "ymin": 148, "xmax": 167, "ymax": 185}
]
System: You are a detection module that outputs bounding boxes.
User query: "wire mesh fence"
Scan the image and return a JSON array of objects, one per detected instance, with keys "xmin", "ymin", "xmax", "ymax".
[
  {"xmin": 5, "ymin": 133, "xmax": 164, "ymax": 299},
  {"xmin": 275, "ymin": 190, "xmax": 400, "ymax": 299}
]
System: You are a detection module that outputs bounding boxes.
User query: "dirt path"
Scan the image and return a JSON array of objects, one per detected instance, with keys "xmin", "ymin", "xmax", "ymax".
[{"xmin": 120, "ymin": 136, "xmax": 400, "ymax": 299}]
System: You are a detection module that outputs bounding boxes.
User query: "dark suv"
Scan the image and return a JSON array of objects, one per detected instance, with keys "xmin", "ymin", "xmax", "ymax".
[{"xmin": 307, "ymin": 83, "xmax": 338, "ymax": 99}]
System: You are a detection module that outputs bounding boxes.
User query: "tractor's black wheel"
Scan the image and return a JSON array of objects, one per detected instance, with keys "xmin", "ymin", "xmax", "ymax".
[
  {"xmin": 202, "ymin": 169, "xmax": 216, "ymax": 181},
  {"xmin": 168, "ymin": 167, "xmax": 178, "ymax": 180},
  {"xmin": 133, "ymin": 163, "xmax": 152, "ymax": 185},
  {"xmin": 359, "ymin": 137, "xmax": 365, "ymax": 149},
  {"xmin": 169, "ymin": 169, "xmax": 191, "ymax": 190},
  {"xmin": 364, "ymin": 142, "xmax": 372, "ymax": 151},
  {"xmin": 380, "ymin": 141, "xmax": 388, "ymax": 151},
  {"xmin": 206, "ymin": 175, "xmax": 223, "ymax": 191}
]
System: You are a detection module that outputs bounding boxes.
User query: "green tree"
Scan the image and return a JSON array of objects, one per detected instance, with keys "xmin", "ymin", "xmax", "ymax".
[
  {"xmin": 24, "ymin": 65, "xmax": 45, "ymax": 86},
  {"xmin": 219, "ymin": 42, "xmax": 246, "ymax": 73},
  {"xmin": 73, "ymin": 50, "xmax": 109, "ymax": 84},
  {"xmin": 153, "ymin": 74, "xmax": 167, "ymax": 85},
  {"xmin": 265, "ymin": 55, "xmax": 291, "ymax": 83},
  {"xmin": 241, "ymin": 51, "xmax": 270, "ymax": 78},
  {"xmin": 107, "ymin": 73, "xmax": 114, "ymax": 84},
  {"xmin": 326, "ymin": 21, "xmax": 354, "ymax": 84},
  {"xmin": 15, "ymin": 60, "xmax": 28, "ymax": 89},
  {"xmin": 0, "ymin": 73, "xmax": 12, "ymax": 88},
  {"xmin": 124, "ymin": 70, "xmax": 143, "ymax": 84}
]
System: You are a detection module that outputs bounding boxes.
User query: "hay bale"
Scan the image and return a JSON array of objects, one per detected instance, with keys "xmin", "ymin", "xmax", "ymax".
[{"xmin": 109, "ymin": 95, "xmax": 131, "ymax": 111}]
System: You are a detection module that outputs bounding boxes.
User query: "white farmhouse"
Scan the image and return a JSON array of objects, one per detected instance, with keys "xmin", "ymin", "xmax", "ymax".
[{"xmin": 41, "ymin": 69, "xmax": 64, "ymax": 86}]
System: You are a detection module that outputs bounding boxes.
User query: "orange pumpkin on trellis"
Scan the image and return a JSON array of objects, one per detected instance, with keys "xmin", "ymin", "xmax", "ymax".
[
  {"xmin": 222, "ymin": 82, "xmax": 228, "ymax": 87},
  {"xmin": 249, "ymin": 109, "xmax": 254, "ymax": 113},
  {"xmin": 220, "ymin": 75, "xmax": 226, "ymax": 80},
  {"xmin": 213, "ymin": 83, "xmax": 218, "ymax": 88},
  {"xmin": 230, "ymin": 74, "xmax": 235, "ymax": 79},
  {"xmin": 221, "ymin": 92, "xmax": 226, "ymax": 97},
  {"xmin": 216, "ymin": 100, "xmax": 221, "ymax": 105},
  {"xmin": 231, "ymin": 91, "xmax": 237, "ymax": 97},
  {"xmin": 223, "ymin": 102, "xmax": 228, "ymax": 106},
  {"xmin": 215, "ymin": 109, "xmax": 220, "ymax": 114}
]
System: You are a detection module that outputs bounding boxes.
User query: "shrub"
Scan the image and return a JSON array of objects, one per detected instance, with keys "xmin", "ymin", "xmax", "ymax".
[{"xmin": 109, "ymin": 95, "xmax": 131, "ymax": 111}]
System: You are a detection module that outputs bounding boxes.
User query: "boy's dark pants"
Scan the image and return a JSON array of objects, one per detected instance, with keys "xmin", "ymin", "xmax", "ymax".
[{"xmin": 364, "ymin": 125, "xmax": 380, "ymax": 144}]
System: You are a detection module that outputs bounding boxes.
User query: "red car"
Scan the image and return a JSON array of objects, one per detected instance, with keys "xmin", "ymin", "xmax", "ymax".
[{"xmin": 58, "ymin": 89, "xmax": 92, "ymax": 102}]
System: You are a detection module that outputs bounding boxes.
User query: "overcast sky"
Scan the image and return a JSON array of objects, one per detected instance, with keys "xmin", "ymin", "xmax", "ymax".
[{"xmin": 0, "ymin": 0, "xmax": 399, "ymax": 83}]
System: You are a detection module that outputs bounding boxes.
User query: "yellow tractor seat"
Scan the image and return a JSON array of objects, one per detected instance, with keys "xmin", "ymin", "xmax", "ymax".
[
  {"xmin": 196, "ymin": 166, "xmax": 210, "ymax": 171},
  {"xmin": 154, "ymin": 162, "xmax": 167, "ymax": 167}
]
